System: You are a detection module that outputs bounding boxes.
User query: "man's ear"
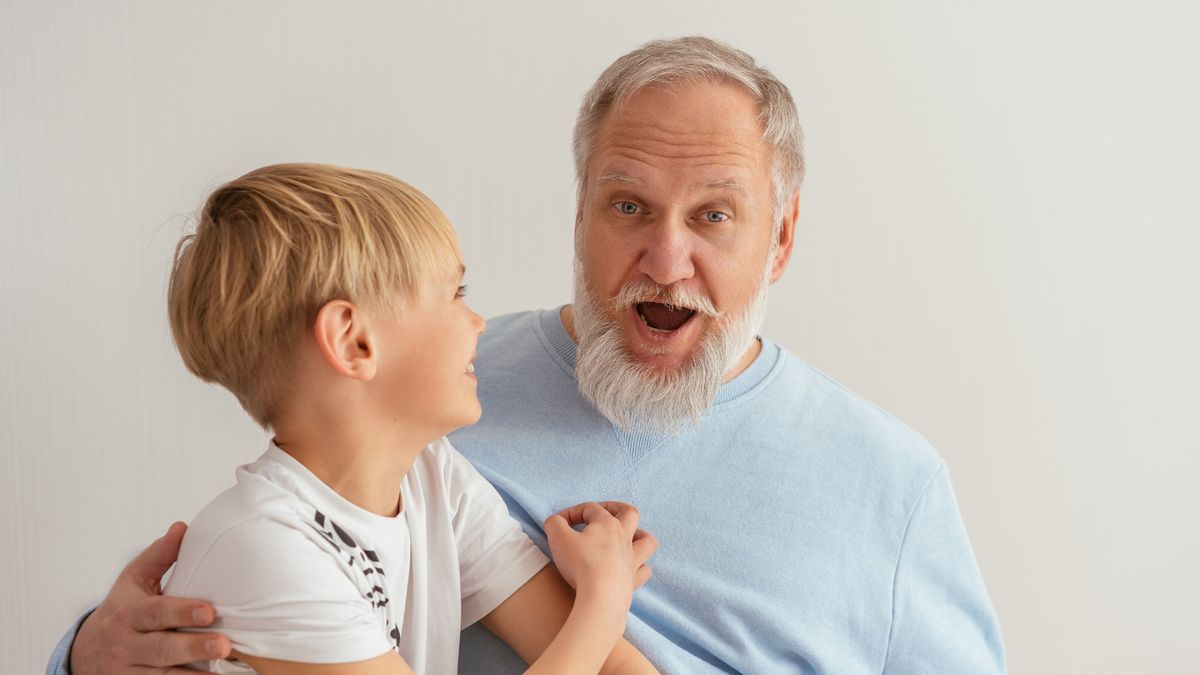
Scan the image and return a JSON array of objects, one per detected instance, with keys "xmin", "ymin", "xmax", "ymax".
[
  {"xmin": 312, "ymin": 299, "xmax": 377, "ymax": 381},
  {"xmin": 769, "ymin": 189, "xmax": 800, "ymax": 284}
]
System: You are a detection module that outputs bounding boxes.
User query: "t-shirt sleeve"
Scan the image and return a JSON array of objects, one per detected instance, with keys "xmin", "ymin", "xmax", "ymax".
[
  {"xmin": 166, "ymin": 515, "xmax": 393, "ymax": 665},
  {"xmin": 439, "ymin": 439, "xmax": 550, "ymax": 628},
  {"xmin": 883, "ymin": 464, "xmax": 1007, "ymax": 674}
]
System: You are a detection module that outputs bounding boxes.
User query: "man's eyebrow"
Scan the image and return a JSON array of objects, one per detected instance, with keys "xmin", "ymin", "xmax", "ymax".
[
  {"xmin": 698, "ymin": 178, "xmax": 749, "ymax": 195},
  {"xmin": 596, "ymin": 171, "xmax": 642, "ymax": 186}
]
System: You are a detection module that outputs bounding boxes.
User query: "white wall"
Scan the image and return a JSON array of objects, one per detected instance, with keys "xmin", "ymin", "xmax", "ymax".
[{"xmin": 2, "ymin": 1, "xmax": 1197, "ymax": 673}]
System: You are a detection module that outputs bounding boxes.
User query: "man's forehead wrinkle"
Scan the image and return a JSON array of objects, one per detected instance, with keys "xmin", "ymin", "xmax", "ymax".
[
  {"xmin": 594, "ymin": 125, "xmax": 766, "ymax": 180},
  {"xmin": 599, "ymin": 136, "xmax": 761, "ymax": 167},
  {"xmin": 601, "ymin": 117, "xmax": 762, "ymax": 153}
]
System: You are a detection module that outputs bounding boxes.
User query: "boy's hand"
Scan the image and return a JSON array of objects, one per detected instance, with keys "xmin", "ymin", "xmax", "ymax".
[
  {"xmin": 544, "ymin": 502, "xmax": 657, "ymax": 603},
  {"xmin": 70, "ymin": 522, "xmax": 231, "ymax": 675}
]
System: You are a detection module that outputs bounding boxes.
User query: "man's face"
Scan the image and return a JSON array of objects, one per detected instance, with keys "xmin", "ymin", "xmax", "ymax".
[
  {"xmin": 571, "ymin": 80, "xmax": 795, "ymax": 432},
  {"xmin": 577, "ymin": 80, "xmax": 787, "ymax": 374}
]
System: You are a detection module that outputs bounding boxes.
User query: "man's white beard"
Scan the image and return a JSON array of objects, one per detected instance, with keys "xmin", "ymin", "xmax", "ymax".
[{"xmin": 572, "ymin": 258, "xmax": 771, "ymax": 435}]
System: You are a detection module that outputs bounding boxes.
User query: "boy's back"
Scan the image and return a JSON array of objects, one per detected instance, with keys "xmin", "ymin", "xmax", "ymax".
[{"xmin": 166, "ymin": 438, "xmax": 547, "ymax": 672}]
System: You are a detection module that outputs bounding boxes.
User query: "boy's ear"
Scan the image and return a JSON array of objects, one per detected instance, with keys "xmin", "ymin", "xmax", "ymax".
[{"xmin": 313, "ymin": 299, "xmax": 377, "ymax": 381}]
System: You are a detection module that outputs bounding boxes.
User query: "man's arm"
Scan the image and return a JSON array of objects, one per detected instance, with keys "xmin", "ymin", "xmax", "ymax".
[
  {"xmin": 482, "ymin": 502, "xmax": 659, "ymax": 675},
  {"xmin": 52, "ymin": 522, "xmax": 231, "ymax": 675},
  {"xmin": 882, "ymin": 465, "xmax": 1007, "ymax": 674}
]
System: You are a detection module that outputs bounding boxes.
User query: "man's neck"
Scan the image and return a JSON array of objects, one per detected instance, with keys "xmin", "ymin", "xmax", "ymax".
[{"xmin": 559, "ymin": 304, "xmax": 760, "ymax": 383}]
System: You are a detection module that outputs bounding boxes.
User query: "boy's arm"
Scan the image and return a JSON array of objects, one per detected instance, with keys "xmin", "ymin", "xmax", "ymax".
[
  {"xmin": 482, "ymin": 502, "xmax": 659, "ymax": 675},
  {"xmin": 231, "ymin": 649, "xmax": 414, "ymax": 675},
  {"xmin": 482, "ymin": 566, "xmax": 657, "ymax": 675}
]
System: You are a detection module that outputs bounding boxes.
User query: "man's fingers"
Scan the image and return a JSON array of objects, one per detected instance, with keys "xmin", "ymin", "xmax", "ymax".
[
  {"xmin": 131, "ymin": 629, "xmax": 230, "ymax": 668},
  {"xmin": 129, "ymin": 595, "xmax": 218, "ymax": 632},
  {"xmin": 121, "ymin": 522, "xmax": 188, "ymax": 592},
  {"xmin": 632, "ymin": 529, "xmax": 658, "ymax": 565}
]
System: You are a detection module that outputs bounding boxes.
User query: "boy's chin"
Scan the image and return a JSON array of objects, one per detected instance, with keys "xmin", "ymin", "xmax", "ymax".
[{"xmin": 449, "ymin": 405, "xmax": 484, "ymax": 432}]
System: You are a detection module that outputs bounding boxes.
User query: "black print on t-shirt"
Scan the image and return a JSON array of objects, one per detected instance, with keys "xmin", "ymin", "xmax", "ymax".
[{"xmin": 309, "ymin": 509, "xmax": 402, "ymax": 651}]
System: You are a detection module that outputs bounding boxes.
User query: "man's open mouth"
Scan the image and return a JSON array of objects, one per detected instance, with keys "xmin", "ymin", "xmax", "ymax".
[{"xmin": 636, "ymin": 302, "xmax": 696, "ymax": 333}]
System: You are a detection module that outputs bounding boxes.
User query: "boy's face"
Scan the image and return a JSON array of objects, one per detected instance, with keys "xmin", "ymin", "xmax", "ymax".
[{"xmin": 372, "ymin": 261, "xmax": 485, "ymax": 439}]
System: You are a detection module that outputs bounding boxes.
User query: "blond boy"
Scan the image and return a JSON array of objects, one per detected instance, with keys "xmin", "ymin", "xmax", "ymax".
[{"xmin": 162, "ymin": 163, "xmax": 658, "ymax": 674}]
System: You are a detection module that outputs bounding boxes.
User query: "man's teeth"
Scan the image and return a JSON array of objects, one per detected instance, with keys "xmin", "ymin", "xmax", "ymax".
[{"xmin": 466, "ymin": 362, "xmax": 475, "ymax": 374}]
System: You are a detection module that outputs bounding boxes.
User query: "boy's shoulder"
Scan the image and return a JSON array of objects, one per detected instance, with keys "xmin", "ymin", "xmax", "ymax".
[
  {"xmin": 165, "ymin": 450, "xmax": 372, "ymax": 603},
  {"xmin": 181, "ymin": 453, "xmax": 309, "ymax": 547},
  {"xmin": 168, "ymin": 456, "xmax": 313, "ymax": 575}
]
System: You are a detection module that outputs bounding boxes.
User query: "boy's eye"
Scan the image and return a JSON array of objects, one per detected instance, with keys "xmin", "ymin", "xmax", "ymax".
[
  {"xmin": 456, "ymin": 284, "xmax": 468, "ymax": 299},
  {"xmin": 615, "ymin": 201, "xmax": 640, "ymax": 215}
]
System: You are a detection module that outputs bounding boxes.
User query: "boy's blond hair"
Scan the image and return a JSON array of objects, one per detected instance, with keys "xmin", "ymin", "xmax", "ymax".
[{"xmin": 168, "ymin": 163, "xmax": 460, "ymax": 428}]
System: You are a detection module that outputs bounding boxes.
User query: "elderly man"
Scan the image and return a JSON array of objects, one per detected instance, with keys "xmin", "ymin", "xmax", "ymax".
[{"xmin": 50, "ymin": 37, "xmax": 1004, "ymax": 674}]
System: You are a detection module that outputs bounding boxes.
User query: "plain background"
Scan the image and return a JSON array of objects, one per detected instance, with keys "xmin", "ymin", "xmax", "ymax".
[{"xmin": 2, "ymin": 1, "xmax": 1197, "ymax": 673}]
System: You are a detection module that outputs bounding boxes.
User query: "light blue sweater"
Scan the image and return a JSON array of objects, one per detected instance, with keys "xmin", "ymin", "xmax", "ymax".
[
  {"xmin": 454, "ymin": 309, "xmax": 1005, "ymax": 674},
  {"xmin": 48, "ymin": 308, "xmax": 1004, "ymax": 674}
]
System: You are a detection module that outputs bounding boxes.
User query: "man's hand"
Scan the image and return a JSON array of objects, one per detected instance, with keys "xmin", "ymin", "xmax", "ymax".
[{"xmin": 70, "ymin": 521, "xmax": 231, "ymax": 675}]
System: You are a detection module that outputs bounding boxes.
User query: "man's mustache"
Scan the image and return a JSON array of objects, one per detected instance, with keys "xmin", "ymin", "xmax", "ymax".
[{"xmin": 608, "ymin": 280, "xmax": 720, "ymax": 318}]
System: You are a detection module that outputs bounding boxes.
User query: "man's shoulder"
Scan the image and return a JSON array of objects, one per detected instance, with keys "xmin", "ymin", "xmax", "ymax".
[
  {"xmin": 474, "ymin": 308, "xmax": 578, "ymax": 392},
  {"xmin": 769, "ymin": 346, "xmax": 943, "ymax": 481},
  {"xmin": 480, "ymin": 309, "xmax": 540, "ymax": 345}
]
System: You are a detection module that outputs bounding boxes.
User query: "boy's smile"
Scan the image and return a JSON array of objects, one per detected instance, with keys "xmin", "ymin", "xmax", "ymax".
[{"xmin": 373, "ymin": 262, "xmax": 486, "ymax": 441}]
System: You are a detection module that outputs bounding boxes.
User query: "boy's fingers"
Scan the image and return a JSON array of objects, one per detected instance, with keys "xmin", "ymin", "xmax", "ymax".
[
  {"xmin": 554, "ymin": 502, "xmax": 611, "ymax": 527},
  {"xmin": 543, "ymin": 513, "xmax": 571, "ymax": 536},
  {"xmin": 122, "ymin": 522, "xmax": 188, "ymax": 592},
  {"xmin": 132, "ymin": 630, "xmax": 229, "ymax": 668},
  {"xmin": 634, "ymin": 563, "xmax": 653, "ymax": 589},
  {"xmin": 129, "ymin": 595, "xmax": 217, "ymax": 631},
  {"xmin": 598, "ymin": 501, "xmax": 640, "ymax": 534},
  {"xmin": 632, "ymin": 530, "xmax": 658, "ymax": 564}
]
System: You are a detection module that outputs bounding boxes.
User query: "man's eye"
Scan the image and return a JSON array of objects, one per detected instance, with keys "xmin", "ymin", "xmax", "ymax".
[
  {"xmin": 703, "ymin": 211, "xmax": 729, "ymax": 223},
  {"xmin": 615, "ymin": 201, "xmax": 640, "ymax": 215}
]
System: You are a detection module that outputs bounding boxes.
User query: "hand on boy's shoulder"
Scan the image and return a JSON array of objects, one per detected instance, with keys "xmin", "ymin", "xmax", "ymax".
[{"xmin": 69, "ymin": 522, "xmax": 232, "ymax": 674}]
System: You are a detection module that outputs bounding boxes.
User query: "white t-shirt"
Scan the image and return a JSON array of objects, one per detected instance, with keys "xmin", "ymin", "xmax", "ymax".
[{"xmin": 163, "ymin": 438, "xmax": 549, "ymax": 674}]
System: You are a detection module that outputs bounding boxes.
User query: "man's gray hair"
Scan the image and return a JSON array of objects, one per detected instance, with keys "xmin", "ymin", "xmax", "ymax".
[{"xmin": 572, "ymin": 36, "xmax": 805, "ymax": 220}]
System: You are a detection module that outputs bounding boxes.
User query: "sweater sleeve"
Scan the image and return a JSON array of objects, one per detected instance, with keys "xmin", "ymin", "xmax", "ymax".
[
  {"xmin": 45, "ymin": 608, "xmax": 92, "ymax": 675},
  {"xmin": 883, "ymin": 464, "xmax": 1007, "ymax": 674}
]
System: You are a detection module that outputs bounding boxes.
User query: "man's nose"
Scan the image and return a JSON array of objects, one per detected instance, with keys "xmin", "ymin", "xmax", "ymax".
[{"xmin": 637, "ymin": 219, "xmax": 695, "ymax": 286}]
